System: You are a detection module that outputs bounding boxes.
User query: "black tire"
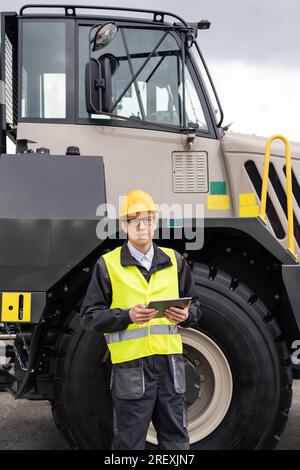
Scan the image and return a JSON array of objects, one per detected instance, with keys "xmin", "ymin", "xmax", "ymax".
[
  {"xmin": 50, "ymin": 263, "xmax": 293, "ymax": 450},
  {"xmin": 190, "ymin": 263, "xmax": 292, "ymax": 449},
  {"xmin": 50, "ymin": 315, "xmax": 113, "ymax": 450}
]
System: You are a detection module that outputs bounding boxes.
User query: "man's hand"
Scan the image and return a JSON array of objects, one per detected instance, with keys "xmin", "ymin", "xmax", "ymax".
[
  {"xmin": 129, "ymin": 304, "xmax": 158, "ymax": 324},
  {"xmin": 164, "ymin": 301, "xmax": 191, "ymax": 324}
]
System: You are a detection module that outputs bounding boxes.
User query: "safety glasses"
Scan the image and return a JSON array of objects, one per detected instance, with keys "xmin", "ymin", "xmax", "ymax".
[{"xmin": 127, "ymin": 215, "xmax": 155, "ymax": 226}]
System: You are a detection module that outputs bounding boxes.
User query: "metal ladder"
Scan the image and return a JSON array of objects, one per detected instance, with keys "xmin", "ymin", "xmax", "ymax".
[{"xmin": 259, "ymin": 134, "xmax": 298, "ymax": 261}]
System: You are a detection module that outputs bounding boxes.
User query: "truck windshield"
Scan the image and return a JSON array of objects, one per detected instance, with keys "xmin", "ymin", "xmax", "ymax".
[
  {"xmin": 20, "ymin": 20, "xmax": 209, "ymax": 131},
  {"xmin": 78, "ymin": 25, "xmax": 208, "ymax": 130}
]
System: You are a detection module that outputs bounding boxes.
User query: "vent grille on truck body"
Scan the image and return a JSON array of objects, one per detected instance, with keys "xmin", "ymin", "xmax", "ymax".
[
  {"xmin": 172, "ymin": 152, "xmax": 208, "ymax": 193},
  {"xmin": 4, "ymin": 27, "xmax": 18, "ymax": 130}
]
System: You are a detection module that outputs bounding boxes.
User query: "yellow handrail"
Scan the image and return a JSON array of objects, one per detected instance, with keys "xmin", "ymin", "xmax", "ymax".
[{"xmin": 259, "ymin": 134, "xmax": 297, "ymax": 259}]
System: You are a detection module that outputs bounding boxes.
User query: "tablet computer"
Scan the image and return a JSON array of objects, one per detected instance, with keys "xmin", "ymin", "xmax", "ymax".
[{"xmin": 146, "ymin": 297, "xmax": 192, "ymax": 318}]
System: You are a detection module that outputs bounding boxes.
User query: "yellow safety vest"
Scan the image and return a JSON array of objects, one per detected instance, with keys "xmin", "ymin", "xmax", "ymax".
[{"xmin": 102, "ymin": 245, "xmax": 183, "ymax": 364}]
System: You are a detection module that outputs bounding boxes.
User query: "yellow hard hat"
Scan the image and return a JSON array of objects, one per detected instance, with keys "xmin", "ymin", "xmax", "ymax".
[{"xmin": 119, "ymin": 189, "xmax": 158, "ymax": 218}]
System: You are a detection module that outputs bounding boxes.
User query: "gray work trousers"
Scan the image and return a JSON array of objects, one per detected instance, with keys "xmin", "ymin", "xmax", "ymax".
[{"xmin": 110, "ymin": 354, "xmax": 190, "ymax": 450}]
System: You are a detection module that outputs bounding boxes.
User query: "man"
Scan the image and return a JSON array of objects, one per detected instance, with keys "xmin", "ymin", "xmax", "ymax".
[{"xmin": 80, "ymin": 189, "xmax": 201, "ymax": 450}]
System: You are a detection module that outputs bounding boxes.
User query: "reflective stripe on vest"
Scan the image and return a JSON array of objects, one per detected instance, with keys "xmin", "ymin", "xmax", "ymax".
[
  {"xmin": 106, "ymin": 324, "xmax": 180, "ymax": 344},
  {"xmin": 102, "ymin": 245, "xmax": 182, "ymax": 364}
]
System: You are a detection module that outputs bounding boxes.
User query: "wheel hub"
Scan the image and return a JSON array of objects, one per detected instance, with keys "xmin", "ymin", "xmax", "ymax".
[{"xmin": 184, "ymin": 356, "xmax": 201, "ymax": 407}]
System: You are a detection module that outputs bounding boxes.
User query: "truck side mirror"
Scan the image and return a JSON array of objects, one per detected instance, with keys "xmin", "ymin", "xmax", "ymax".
[{"xmin": 85, "ymin": 53, "xmax": 119, "ymax": 114}]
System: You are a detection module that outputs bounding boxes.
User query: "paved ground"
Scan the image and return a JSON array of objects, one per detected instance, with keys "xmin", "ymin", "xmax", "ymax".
[
  {"xmin": 0, "ymin": 381, "xmax": 299, "ymax": 450},
  {"xmin": 0, "ymin": 393, "xmax": 68, "ymax": 450}
]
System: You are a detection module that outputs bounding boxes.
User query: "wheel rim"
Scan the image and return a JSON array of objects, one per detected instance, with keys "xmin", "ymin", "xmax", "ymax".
[{"xmin": 147, "ymin": 328, "xmax": 233, "ymax": 445}]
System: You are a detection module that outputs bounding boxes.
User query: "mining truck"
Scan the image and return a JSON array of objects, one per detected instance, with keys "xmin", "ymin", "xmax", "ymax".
[{"xmin": 0, "ymin": 4, "xmax": 299, "ymax": 450}]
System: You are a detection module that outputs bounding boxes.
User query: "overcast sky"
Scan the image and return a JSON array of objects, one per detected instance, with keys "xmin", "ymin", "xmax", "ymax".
[{"xmin": 4, "ymin": 0, "xmax": 300, "ymax": 141}]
